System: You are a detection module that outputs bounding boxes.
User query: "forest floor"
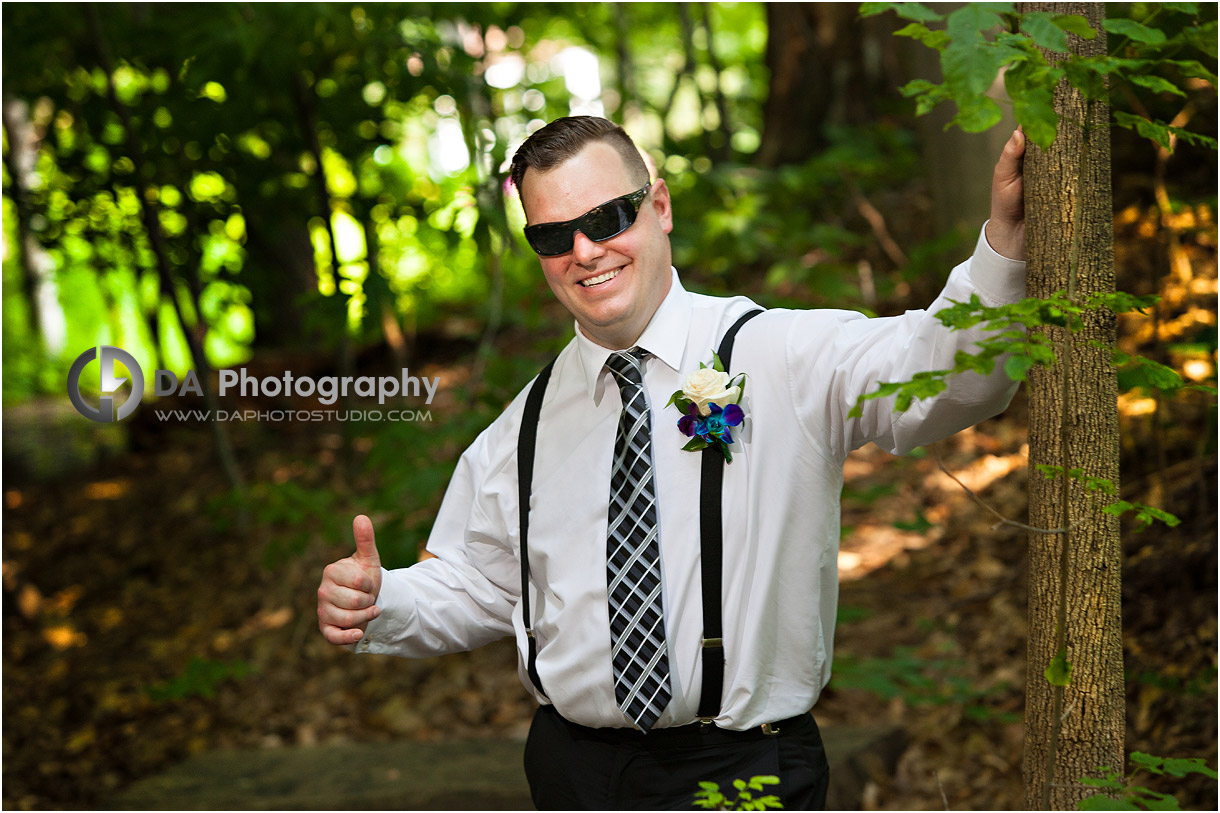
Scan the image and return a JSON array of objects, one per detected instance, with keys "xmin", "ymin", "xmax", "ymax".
[
  {"xmin": 3, "ymin": 206, "xmax": 1217, "ymax": 811},
  {"xmin": 3, "ymin": 382, "xmax": 1215, "ymax": 811}
]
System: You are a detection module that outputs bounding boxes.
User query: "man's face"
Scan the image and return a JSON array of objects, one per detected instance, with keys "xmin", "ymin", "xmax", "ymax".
[{"xmin": 520, "ymin": 141, "xmax": 673, "ymax": 351}]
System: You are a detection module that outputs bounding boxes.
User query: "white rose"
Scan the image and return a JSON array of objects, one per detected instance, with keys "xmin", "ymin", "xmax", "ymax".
[{"xmin": 682, "ymin": 367, "xmax": 741, "ymax": 416}]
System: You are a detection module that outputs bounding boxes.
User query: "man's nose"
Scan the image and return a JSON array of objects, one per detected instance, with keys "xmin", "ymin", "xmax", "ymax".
[{"xmin": 571, "ymin": 230, "xmax": 605, "ymax": 265}]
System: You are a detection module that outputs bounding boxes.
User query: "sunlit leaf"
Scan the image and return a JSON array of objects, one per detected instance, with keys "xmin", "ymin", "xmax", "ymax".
[
  {"xmin": 1050, "ymin": 13, "xmax": 1097, "ymax": 40},
  {"xmin": 1103, "ymin": 18, "xmax": 1168, "ymax": 45},
  {"xmin": 1021, "ymin": 12, "xmax": 1071, "ymax": 53},
  {"xmin": 1125, "ymin": 73, "xmax": 1188, "ymax": 97},
  {"xmin": 1044, "ymin": 649, "xmax": 1072, "ymax": 687}
]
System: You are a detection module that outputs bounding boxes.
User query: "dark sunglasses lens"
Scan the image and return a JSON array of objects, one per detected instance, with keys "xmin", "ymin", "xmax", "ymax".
[
  {"xmin": 525, "ymin": 225, "xmax": 573, "ymax": 256},
  {"xmin": 524, "ymin": 190, "xmax": 644, "ymax": 256},
  {"xmin": 579, "ymin": 199, "xmax": 635, "ymax": 241}
]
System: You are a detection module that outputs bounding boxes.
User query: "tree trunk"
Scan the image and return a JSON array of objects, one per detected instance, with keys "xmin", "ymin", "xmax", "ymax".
[
  {"xmin": 757, "ymin": 4, "xmax": 892, "ymax": 167},
  {"xmin": 1021, "ymin": 4, "xmax": 1124, "ymax": 809}
]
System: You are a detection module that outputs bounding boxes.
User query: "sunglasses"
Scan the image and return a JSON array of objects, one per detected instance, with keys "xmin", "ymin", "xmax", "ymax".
[{"xmin": 524, "ymin": 182, "xmax": 652, "ymax": 256}]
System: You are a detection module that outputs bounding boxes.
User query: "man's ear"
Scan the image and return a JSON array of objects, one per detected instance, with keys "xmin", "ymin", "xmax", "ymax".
[{"xmin": 650, "ymin": 178, "xmax": 673, "ymax": 235}]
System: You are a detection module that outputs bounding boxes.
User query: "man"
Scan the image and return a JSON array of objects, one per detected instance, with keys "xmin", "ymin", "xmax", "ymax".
[{"xmin": 318, "ymin": 116, "xmax": 1026, "ymax": 809}]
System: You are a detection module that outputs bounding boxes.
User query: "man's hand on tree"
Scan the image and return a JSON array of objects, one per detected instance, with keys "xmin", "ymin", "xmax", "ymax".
[
  {"xmin": 985, "ymin": 127, "xmax": 1026, "ymax": 262},
  {"xmin": 317, "ymin": 515, "xmax": 383, "ymax": 646}
]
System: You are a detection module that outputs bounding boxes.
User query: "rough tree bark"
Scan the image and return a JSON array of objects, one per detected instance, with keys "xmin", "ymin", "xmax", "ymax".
[{"xmin": 1021, "ymin": 3, "xmax": 1124, "ymax": 809}]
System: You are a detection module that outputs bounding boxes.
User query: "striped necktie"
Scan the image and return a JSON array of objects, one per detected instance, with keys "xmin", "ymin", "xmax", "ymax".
[{"xmin": 605, "ymin": 348, "xmax": 671, "ymax": 731}]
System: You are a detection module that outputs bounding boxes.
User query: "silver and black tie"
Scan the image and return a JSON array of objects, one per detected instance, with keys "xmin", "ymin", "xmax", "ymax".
[{"xmin": 605, "ymin": 348, "xmax": 671, "ymax": 731}]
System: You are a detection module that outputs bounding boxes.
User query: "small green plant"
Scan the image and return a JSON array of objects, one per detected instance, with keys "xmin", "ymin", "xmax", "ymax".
[
  {"xmin": 1077, "ymin": 752, "xmax": 1218, "ymax": 810},
  {"xmin": 145, "ymin": 657, "xmax": 255, "ymax": 702},
  {"xmin": 830, "ymin": 642, "xmax": 1017, "ymax": 722},
  {"xmin": 694, "ymin": 775, "xmax": 784, "ymax": 810}
]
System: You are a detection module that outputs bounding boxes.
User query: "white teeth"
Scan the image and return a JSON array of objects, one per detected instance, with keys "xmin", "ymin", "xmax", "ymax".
[{"xmin": 580, "ymin": 268, "xmax": 621, "ymax": 287}]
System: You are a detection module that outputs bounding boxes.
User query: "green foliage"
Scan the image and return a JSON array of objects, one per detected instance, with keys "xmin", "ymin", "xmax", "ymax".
[
  {"xmin": 2, "ymin": 4, "xmax": 774, "ymax": 402},
  {"xmin": 694, "ymin": 776, "xmax": 783, "ymax": 811},
  {"xmin": 849, "ymin": 291, "xmax": 1215, "ymax": 422},
  {"xmin": 1033, "ymin": 465, "xmax": 1182, "ymax": 530},
  {"xmin": 1077, "ymin": 752, "xmax": 1218, "ymax": 810},
  {"xmin": 830, "ymin": 642, "xmax": 1017, "ymax": 722},
  {"xmin": 209, "ymin": 479, "xmax": 345, "ymax": 568},
  {"xmin": 669, "ymin": 123, "xmax": 919, "ymax": 306},
  {"xmin": 860, "ymin": 2, "xmax": 1217, "ymax": 152},
  {"xmin": 146, "ymin": 657, "xmax": 255, "ymax": 702},
  {"xmin": 1044, "ymin": 647, "xmax": 1073, "ymax": 687}
]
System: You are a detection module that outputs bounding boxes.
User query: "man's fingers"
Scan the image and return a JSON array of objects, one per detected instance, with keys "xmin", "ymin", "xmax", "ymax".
[
  {"xmin": 320, "ymin": 622, "xmax": 369, "ymax": 646},
  {"xmin": 352, "ymin": 514, "xmax": 381, "ymax": 568},
  {"xmin": 318, "ymin": 601, "xmax": 381, "ymax": 632},
  {"xmin": 322, "ymin": 559, "xmax": 378, "ymax": 594},
  {"xmin": 319, "ymin": 582, "xmax": 378, "ymax": 611}
]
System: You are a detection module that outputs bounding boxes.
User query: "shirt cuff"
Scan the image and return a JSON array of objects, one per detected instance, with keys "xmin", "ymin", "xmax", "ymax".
[
  {"xmin": 346, "ymin": 566, "xmax": 400, "ymax": 654},
  {"xmin": 971, "ymin": 220, "xmax": 1027, "ymax": 305}
]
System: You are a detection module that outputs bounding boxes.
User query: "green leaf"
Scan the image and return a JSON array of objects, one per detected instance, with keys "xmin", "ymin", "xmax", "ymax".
[
  {"xmin": 1022, "ymin": 12, "xmax": 1071, "ymax": 53},
  {"xmin": 1004, "ymin": 353, "xmax": 1036, "ymax": 382},
  {"xmin": 1064, "ymin": 59, "xmax": 1109, "ymax": 100},
  {"xmin": 1176, "ymin": 22, "xmax": 1219, "ymax": 58},
  {"xmin": 1158, "ymin": 2, "xmax": 1199, "ymax": 13},
  {"xmin": 951, "ymin": 96, "xmax": 1004, "ymax": 133},
  {"xmin": 1104, "ymin": 18, "xmax": 1168, "ymax": 46},
  {"xmin": 698, "ymin": 782, "xmax": 720, "ymax": 791},
  {"xmin": 1045, "ymin": 649, "xmax": 1072, "ymax": 687},
  {"xmin": 1167, "ymin": 126, "xmax": 1217, "ymax": 151},
  {"xmin": 712, "ymin": 352, "xmax": 725, "ymax": 373},
  {"xmin": 943, "ymin": 6, "xmax": 1013, "ymax": 94},
  {"xmin": 1167, "ymin": 59, "xmax": 1219, "ymax": 86},
  {"xmin": 1011, "ymin": 81, "xmax": 1057, "ymax": 148},
  {"xmin": 1050, "ymin": 13, "xmax": 1097, "ymax": 40},
  {"xmin": 894, "ymin": 21, "xmax": 951, "ymax": 50},
  {"xmin": 1113, "ymin": 110, "xmax": 1173, "ymax": 151},
  {"xmin": 1080, "ymin": 776, "xmax": 1127, "ymax": 790},
  {"xmin": 890, "ymin": 2, "xmax": 944, "ymax": 23},
  {"xmin": 1158, "ymin": 756, "xmax": 1219, "ymax": 779},
  {"xmin": 1140, "ymin": 791, "xmax": 1182, "ymax": 811},
  {"xmin": 1125, "ymin": 74, "xmax": 1188, "ymax": 97}
]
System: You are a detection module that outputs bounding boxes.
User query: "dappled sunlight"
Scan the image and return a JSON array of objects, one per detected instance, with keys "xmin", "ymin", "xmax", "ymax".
[
  {"xmin": 1120, "ymin": 393, "xmax": 1159, "ymax": 417},
  {"xmin": 926, "ymin": 448, "xmax": 1027, "ymax": 496},
  {"xmin": 838, "ymin": 525, "xmax": 936, "ymax": 582},
  {"xmin": 84, "ymin": 479, "xmax": 130, "ymax": 500}
]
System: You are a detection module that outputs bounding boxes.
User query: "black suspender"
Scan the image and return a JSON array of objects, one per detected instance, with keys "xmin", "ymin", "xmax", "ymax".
[
  {"xmin": 516, "ymin": 308, "xmax": 764, "ymax": 716},
  {"xmin": 517, "ymin": 357, "xmax": 555, "ymax": 699},
  {"xmin": 695, "ymin": 307, "xmax": 762, "ymax": 720}
]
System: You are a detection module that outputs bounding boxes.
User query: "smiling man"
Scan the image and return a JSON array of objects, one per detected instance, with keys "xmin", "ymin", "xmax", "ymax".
[{"xmin": 317, "ymin": 116, "xmax": 1027, "ymax": 810}]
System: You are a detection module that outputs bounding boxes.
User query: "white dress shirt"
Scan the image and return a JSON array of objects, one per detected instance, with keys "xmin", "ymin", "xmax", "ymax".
[{"xmin": 355, "ymin": 226, "xmax": 1026, "ymax": 730}]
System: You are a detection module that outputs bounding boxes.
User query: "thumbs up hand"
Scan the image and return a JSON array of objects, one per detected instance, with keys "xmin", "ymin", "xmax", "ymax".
[{"xmin": 317, "ymin": 515, "xmax": 384, "ymax": 646}]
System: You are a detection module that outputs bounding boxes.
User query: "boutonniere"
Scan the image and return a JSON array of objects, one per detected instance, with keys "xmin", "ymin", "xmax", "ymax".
[{"xmin": 665, "ymin": 354, "xmax": 748, "ymax": 462}]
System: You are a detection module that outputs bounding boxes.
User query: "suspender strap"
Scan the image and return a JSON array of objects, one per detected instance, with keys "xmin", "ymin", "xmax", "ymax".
[
  {"xmin": 696, "ymin": 308, "xmax": 764, "ymax": 720},
  {"xmin": 518, "ymin": 357, "xmax": 556, "ymax": 699},
  {"xmin": 515, "ymin": 307, "xmax": 764, "ymax": 717}
]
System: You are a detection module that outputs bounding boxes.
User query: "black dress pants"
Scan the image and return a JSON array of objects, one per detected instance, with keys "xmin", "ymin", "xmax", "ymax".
[{"xmin": 524, "ymin": 705, "xmax": 830, "ymax": 810}]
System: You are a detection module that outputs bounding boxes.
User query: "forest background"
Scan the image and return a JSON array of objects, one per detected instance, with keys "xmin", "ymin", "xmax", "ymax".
[{"xmin": 1, "ymin": 2, "xmax": 1216, "ymax": 810}]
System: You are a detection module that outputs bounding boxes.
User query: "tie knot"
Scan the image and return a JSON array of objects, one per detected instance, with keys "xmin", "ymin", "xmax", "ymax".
[{"xmin": 606, "ymin": 348, "xmax": 647, "ymax": 391}]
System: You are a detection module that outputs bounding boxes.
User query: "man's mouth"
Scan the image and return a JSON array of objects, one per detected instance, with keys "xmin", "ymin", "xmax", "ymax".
[{"xmin": 579, "ymin": 268, "xmax": 621, "ymax": 287}]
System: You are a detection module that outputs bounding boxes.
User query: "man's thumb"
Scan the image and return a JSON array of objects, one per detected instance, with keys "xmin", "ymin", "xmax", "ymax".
[{"xmin": 352, "ymin": 515, "xmax": 381, "ymax": 567}]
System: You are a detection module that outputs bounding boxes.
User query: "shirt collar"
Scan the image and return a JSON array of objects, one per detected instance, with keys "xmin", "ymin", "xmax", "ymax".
[{"xmin": 574, "ymin": 267, "xmax": 691, "ymax": 400}]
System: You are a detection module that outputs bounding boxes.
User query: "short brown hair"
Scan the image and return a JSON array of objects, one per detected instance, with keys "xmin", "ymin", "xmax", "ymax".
[{"xmin": 509, "ymin": 116, "xmax": 649, "ymax": 197}]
